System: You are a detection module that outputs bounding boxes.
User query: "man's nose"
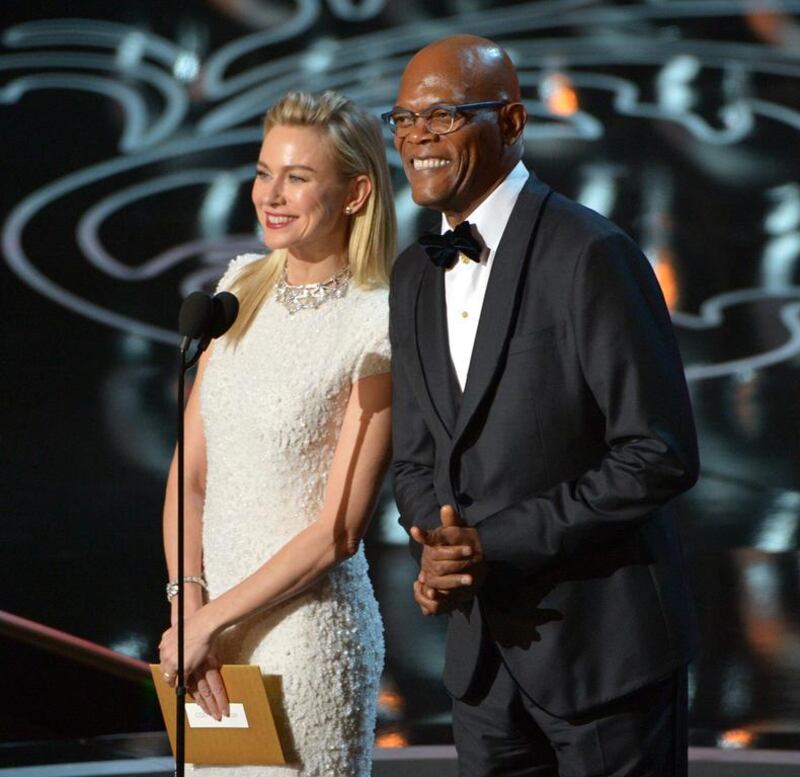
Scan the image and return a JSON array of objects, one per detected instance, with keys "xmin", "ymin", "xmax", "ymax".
[{"xmin": 404, "ymin": 116, "xmax": 437, "ymax": 143}]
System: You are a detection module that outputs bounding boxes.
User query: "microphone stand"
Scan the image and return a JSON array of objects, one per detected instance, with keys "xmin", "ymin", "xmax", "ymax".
[
  {"xmin": 175, "ymin": 342, "xmax": 205, "ymax": 777},
  {"xmin": 172, "ymin": 287, "xmax": 236, "ymax": 775}
]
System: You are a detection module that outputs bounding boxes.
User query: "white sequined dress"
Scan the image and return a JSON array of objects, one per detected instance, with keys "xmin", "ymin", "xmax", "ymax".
[{"xmin": 192, "ymin": 254, "xmax": 388, "ymax": 776}]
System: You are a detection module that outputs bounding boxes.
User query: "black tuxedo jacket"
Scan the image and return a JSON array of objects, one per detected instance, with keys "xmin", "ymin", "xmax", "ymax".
[{"xmin": 389, "ymin": 175, "xmax": 699, "ymax": 717}]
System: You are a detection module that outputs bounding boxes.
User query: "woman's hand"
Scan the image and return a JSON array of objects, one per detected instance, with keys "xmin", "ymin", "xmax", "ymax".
[
  {"xmin": 158, "ymin": 607, "xmax": 229, "ymax": 719},
  {"xmin": 159, "ymin": 607, "xmax": 214, "ymax": 683},
  {"xmin": 188, "ymin": 657, "xmax": 230, "ymax": 721}
]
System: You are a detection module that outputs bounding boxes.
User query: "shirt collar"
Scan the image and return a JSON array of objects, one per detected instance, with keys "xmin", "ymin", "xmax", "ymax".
[{"xmin": 440, "ymin": 160, "xmax": 530, "ymax": 256}]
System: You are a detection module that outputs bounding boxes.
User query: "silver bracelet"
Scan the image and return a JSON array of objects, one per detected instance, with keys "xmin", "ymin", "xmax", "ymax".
[{"xmin": 166, "ymin": 575, "xmax": 208, "ymax": 602}]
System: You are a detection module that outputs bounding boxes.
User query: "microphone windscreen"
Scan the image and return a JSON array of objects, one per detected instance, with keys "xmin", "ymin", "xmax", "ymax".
[
  {"xmin": 178, "ymin": 291, "xmax": 214, "ymax": 338},
  {"xmin": 210, "ymin": 291, "xmax": 239, "ymax": 338}
]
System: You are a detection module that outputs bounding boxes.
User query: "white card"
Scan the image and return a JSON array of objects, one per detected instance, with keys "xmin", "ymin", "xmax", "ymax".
[{"xmin": 186, "ymin": 702, "xmax": 249, "ymax": 728}]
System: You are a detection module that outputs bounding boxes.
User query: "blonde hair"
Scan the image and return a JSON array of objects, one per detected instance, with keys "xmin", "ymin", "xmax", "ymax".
[{"xmin": 227, "ymin": 90, "xmax": 396, "ymax": 343}]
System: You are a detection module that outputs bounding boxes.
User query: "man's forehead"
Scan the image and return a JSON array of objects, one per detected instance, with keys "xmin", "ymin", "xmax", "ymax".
[
  {"xmin": 395, "ymin": 72, "xmax": 469, "ymax": 108},
  {"xmin": 395, "ymin": 36, "xmax": 519, "ymax": 111}
]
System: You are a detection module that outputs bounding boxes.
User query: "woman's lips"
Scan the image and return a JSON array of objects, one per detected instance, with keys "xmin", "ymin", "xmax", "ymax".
[{"xmin": 264, "ymin": 213, "xmax": 297, "ymax": 230}]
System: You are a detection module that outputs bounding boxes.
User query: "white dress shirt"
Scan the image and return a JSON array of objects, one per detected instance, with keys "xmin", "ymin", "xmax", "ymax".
[{"xmin": 444, "ymin": 161, "xmax": 529, "ymax": 390}]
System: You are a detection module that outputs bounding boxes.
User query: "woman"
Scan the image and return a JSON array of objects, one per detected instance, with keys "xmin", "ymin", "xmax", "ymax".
[{"xmin": 158, "ymin": 90, "xmax": 396, "ymax": 776}]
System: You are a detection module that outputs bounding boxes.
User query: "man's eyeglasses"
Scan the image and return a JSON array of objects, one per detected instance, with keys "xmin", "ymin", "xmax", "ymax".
[{"xmin": 381, "ymin": 101, "xmax": 508, "ymax": 137}]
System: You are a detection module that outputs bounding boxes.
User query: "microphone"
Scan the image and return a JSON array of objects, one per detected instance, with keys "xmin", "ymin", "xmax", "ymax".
[
  {"xmin": 178, "ymin": 291, "xmax": 214, "ymax": 353},
  {"xmin": 207, "ymin": 291, "xmax": 239, "ymax": 341},
  {"xmin": 178, "ymin": 290, "xmax": 240, "ymax": 354}
]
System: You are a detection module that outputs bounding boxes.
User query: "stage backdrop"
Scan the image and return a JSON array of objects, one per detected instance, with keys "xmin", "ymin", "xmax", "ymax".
[{"xmin": 3, "ymin": 0, "xmax": 800, "ymax": 750}]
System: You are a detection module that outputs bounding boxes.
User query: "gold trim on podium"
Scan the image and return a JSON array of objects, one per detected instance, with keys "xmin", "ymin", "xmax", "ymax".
[{"xmin": 150, "ymin": 664, "xmax": 287, "ymax": 765}]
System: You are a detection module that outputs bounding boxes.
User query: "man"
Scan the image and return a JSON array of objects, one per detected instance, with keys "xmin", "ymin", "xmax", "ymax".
[{"xmin": 387, "ymin": 35, "xmax": 699, "ymax": 776}]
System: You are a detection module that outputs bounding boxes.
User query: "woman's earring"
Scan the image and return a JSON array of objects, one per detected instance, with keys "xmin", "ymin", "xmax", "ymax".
[{"xmin": 345, "ymin": 206, "xmax": 353, "ymax": 214}]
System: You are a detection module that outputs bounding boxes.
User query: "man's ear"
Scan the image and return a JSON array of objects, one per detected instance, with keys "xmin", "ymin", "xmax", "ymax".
[{"xmin": 500, "ymin": 102, "xmax": 527, "ymax": 146}]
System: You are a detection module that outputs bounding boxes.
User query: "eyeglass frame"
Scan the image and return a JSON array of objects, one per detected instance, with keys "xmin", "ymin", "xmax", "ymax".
[{"xmin": 380, "ymin": 100, "xmax": 509, "ymax": 136}]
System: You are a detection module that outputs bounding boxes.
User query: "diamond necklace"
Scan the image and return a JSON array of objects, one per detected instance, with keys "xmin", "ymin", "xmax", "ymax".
[{"xmin": 275, "ymin": 264, "xmax": 352, "ymax": 315}]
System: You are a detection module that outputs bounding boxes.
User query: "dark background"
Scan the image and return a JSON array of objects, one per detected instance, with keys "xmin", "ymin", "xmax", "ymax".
[{"xmin": 3, "ymin": 0, "xmax": 800, "ymax": 755}]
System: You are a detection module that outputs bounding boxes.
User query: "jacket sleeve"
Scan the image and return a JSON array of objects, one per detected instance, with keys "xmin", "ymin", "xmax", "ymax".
[
  {"xmin": 475, "ymin": 231, "xmax": 699, "ymax": 576},
  {"xmin": 389, "ymin": 272, "xmax": 442, "ymax": 540}
]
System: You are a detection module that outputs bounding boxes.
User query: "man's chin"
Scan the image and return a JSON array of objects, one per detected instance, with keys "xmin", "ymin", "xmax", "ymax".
[{"xmin": 409, "ymin": 185, "xmax": 454, "ymax": 212}]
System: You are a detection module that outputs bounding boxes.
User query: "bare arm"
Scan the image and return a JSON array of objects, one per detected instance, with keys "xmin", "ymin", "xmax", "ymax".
[{"xmin": 162, "ymin": 347, "xmax": 211, "ymax": 625}]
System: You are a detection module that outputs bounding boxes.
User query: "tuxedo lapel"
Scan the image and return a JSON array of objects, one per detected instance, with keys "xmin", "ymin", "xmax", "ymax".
[
  {"xmin": 414, "ymin": 259, "xmax": 459, "ymax": 436},
  {"xmin": 452, "ymin": 176, "xmax": 552, "ymax": 446}
]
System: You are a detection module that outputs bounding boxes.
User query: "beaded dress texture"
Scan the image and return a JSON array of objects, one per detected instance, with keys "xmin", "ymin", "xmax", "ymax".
[{"xmin": 193, "ymin": 254, "xmax": 389, "ymax": 776}]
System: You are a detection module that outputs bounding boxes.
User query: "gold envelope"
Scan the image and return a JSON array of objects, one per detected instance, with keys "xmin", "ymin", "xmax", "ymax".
[{"xmin": 150, "ymin": 664, "xmax": 287, "ymax": 765}]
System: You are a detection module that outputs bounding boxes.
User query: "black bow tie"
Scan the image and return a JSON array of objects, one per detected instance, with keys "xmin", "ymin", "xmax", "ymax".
[{"xmin": 418, "ymin": 220, "xmax": 482, "ymax": 269}]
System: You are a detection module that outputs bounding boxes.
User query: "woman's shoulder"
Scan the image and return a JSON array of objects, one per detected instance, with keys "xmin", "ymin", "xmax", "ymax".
[
  {"xmin": 348, "ymin": 283, "xmax": 389, "ymax": 321},
  {"xmin": 216, "ymin": 252, "xmax": 265, "ymax": 292},
  {"xmin": 350, "ymin": 282, "xmax": 389, "ymax": 305},
  {"xmin": 347, "ymin": 285, "xmax": 391, "ymax": 381}
]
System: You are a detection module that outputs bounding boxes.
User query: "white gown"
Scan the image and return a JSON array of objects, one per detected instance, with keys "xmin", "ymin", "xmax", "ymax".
[{"xmin": 192, "ymin": 254, "xmax": 388, "ymax": 776}]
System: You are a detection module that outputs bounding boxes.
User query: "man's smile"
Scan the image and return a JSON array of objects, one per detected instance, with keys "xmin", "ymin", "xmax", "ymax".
[{"xmin": 411, "ymin": 157, "xmax": 452, "ymax": 170}]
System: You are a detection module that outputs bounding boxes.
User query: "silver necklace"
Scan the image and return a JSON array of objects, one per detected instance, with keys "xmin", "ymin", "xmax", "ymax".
[{"xmin": 275, "ymin": 264, "xmax": 351, "ymax": 315}]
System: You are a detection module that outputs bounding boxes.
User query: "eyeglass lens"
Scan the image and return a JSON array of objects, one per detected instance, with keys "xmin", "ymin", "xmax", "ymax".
[{"xmin": 392, "ymin": 108, "xmax": 458, "ymax": 136}]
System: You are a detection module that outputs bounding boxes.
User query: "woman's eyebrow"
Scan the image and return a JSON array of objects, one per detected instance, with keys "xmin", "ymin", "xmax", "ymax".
[{"xmin": 256, "ymin": 161, "xmax": 316, "ymax": 172}]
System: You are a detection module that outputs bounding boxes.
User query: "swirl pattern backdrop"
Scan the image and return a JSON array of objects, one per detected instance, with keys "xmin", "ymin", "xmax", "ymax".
[{"xmin": 2, "ymin": 0, "xmax": 800, "ymax": 755}]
